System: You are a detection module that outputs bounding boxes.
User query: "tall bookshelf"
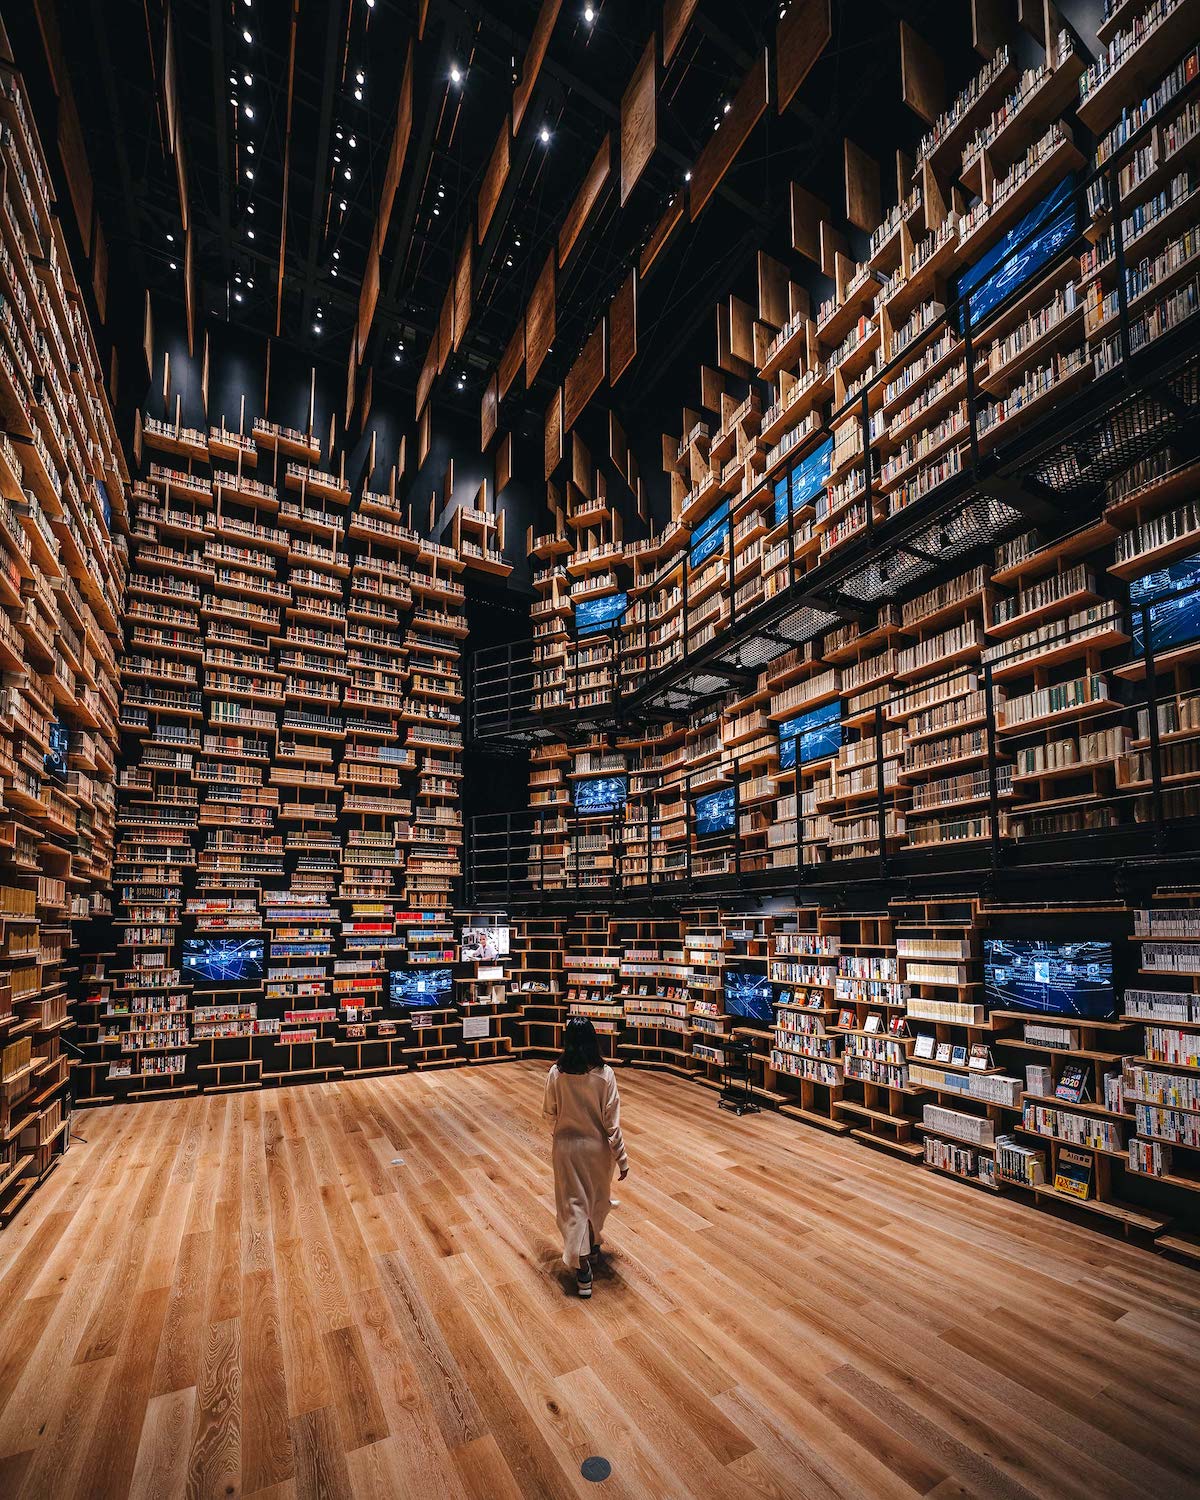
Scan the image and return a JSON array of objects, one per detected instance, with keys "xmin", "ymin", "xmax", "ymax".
[{"xmin": 0, "ymin": 41, "xmax": 126, "ymax": 1218}]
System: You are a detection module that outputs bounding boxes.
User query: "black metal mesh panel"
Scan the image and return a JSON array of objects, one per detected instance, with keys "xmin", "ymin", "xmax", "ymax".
[{"xmin": 1030, "ymin": 376, "xmax": 1197, "ymax": 499}]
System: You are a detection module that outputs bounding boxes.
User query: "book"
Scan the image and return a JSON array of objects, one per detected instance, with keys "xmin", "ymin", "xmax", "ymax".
[
  {"xmin": 968, "ymin": 1043, "xmax": 991, "ymax": 1071},
  {"xmin": 935, "ymin": 1042, "xmax": 952, "ymax": 1063},
  {"xmin": 914, "ymin": 1033, "xmax": 936, "ymax": 1059},
  {"xmin": 837, "ymin": 1008, "xmax": 855, "ymax": 1029},
  {"xmin": 951, "ymin": 1044, "xmax": 968, "ymax": 1067},
  {"xmin": 1055, "ymin": 1063, "xmax": 1090, "ymax": 1104},
  {"xmin": 1053, "ymin": 1146, "xmax": 1094, "ymax": 1200}
]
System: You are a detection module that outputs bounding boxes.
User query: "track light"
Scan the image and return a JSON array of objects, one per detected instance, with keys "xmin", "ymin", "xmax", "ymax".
[
  {"xmin": 244, "ymin": 104, "xmax": 254, "ymax": 119},
  {"xmin": 354, "ymin": 88, "xmax": 363, "ymax": 100},
  {"xmin": 539, "ymin": 126, "xmax": 551, "ymax": 144},
  {"xmin": 584, "ymin": 4, "xmax": 594, "ymax": 19},
  {"xmin": 450, "ymin": 64, "xmax": 462, "ymax": 84},
  {"xmin": 243, "ymin": 28, "xmax": 252, "ymax": 42},
  {"xmin": 169, "ymin": 261, "xmax": 177, "ymax": 271}
]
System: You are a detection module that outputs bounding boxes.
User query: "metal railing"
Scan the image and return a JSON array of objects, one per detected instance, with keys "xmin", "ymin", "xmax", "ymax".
[{"xmin": 466, "ymin": 591, "xmax": 1200, "ymax": 905}]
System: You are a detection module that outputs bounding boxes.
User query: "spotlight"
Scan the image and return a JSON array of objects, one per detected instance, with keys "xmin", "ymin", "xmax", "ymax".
[
  {"xmin": 166, "ymin": 232, "xmax": 175, "ymax": 242},
  {"xmin": 246, "ymin": 278, "xmax": 254, "ymax": 289},
  {"xmin": 244, "ymin": 72, "xmax": 252, "ymax": 85},
  {"xmin": 333, "ymin": 249, "xmax": 340, "ymax": 260},
  {"xmin": 354, "ymin": 87, "xmax": 363, "ymax": 100},
  {"xmin": 344, "ymin": 168, "xmax": 352, "ymax": 180},
  {"xmin": 247, "ymin": 228, "xmax": 256, "ymax": 239},
  {"xmin": 235, "ymin": 291, "xmax": 243, "ymax": 302},
  {"xmin": 723, "ymin": 100, "xmax": 731, "ymax": 113},
  {"xmin": 584, "ymin": 4, "xmax": 594, "ymax": 18},
  {"xmin": 393, "ymin": 350, "xmax": 401, "ymax": 361},
  {"xmin": 450, "ymin": 64, "xmax": 462, "ymax": 84},
  {"xmin": 313, "ymin": 323, "xmax": 321, "ymax": 334},
  {"xmin": 539, "ymin": 126, "xmax": 551, "ymax": 144},
  {"xmin": 246, "ymin": 143, "xmax": 255, "ymax": 154},
  {"xmin": 355, "ymin": 69, "xmax": 365, "ymax": 84},
  {"xmin": 684, "ymin": 170, "xmax": 692, "ymax": 182},
  {"xmin": 246, "ymin": 168, "xmax": 255, "ymax": 180},
  {"xmin": 247, "ymin": 203, "xmax": 255, "ymax": 214},
  {"xmin": 169, "ymin": 261, "xmax": 177, "ymax": 271},
  {"xmin": 244, "ymin": 104, "xmax": 254, "ymax": 119},
  {"xmin": 243, "ymin": 28, "xmax": 252, "ymax": 42}
]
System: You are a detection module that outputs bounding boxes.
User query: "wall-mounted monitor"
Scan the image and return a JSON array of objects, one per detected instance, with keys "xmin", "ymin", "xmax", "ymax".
[
  {"xmin": 573, "ymin": 775, "xmax": 627, "ymax": 816},
  {"xmin": 390, "ymin": 967, "xmax": 453, "ymax": 1008},
  {"xmin": 778, "ymin": 704, "xmax": 842, "ymax": 770},
  {"xmin": 982, "ymin": 938, "xmax": 1115, "ymax": 1021},
  {"xmin": 723, "ymin": 968, "xmax": 774, "ymax": 1023},
  {"xmin": 461, "ymin": 925, "xmax": 511, "ymax": 962},
  {"xmin": 1130, "ymin": 549, "xmax": 1200, "ymax": 658},
  {"xmin": 954, "ymin": 174, "xmax": 1077, "ymax": 331},
  {"xmin": 183, "ymin": 938, "xmax": 264, "ymax": 985},
  {"xmin": 45, "ymin": 718, "xmax": 70, "ymax": 784},
  {"xmin": 694, "ymin": 786, "xmax": 735, "ymax": 838},
  {"xmin": 774, "ymin": 437, "xmax": 833, "ymax": 527},
  {"xmin": 689, "ymin": 499, "xmax": 730, "ymax": 569},
  {"xmin": 576, "ymin": 592, "xmax": 628, "ymax": 637}
]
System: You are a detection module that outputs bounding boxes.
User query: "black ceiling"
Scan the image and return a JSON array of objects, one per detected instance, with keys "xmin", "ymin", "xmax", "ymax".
[{"xmin": 55, "ymin": 0, "xmax": 979, "ymax": 449}]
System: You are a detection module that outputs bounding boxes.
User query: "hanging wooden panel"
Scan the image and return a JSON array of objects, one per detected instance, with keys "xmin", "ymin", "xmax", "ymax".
[
  {"xmin": 544, "ymin": 387, "xmax": 563, "ymax": 480},
  {"xmin": 609, "ymin": 268, "xmax": 637, "ymax": 385},
  {"xmin": 356, "ymin": 239, "xmax": 380, "ymax": 359},
  {"xmin": 477, "ymin": 116, "xmax": 510, "ymax": 243},
  {"xmin": 844, "ymin": 138, "xmax": 881, "ymax": 233},
  {"xmin": 689, "ymin": 51, "xmax": 768, "ymax": 220},
  {"xmin": 513, "ymin": 0, "xmax": 562, "ymax": 134},
  {"xmin": 900, "ymin": 22, "xmax": 945, "ymax": 126},
  {"xmin": 525, "ymin": 250, "xmax": 556, "ymax": 385},
  {"xmin": 776, "ymin": 0, "xmax": 831, "ymax": 114},
  {"xmin": 480, "ymin": 374, "xmax": 498, "ymax": 451},
  {"xmin": 418, "ymin": 402, "xmax": 431, "ymax": 467},
  {"xmin": 790, "ymin": 182, "xmax": 828, "ymax": 264},
  {"xmin": 563, "ymin": 320, "xmax": 606, "ymax": 433},
  {"xmin": 662, "ymin": 0, "xmax": 699, "ymax": 66},
  {"xmin": 559, "ymin": 134, "xmax": 611, "ymax": 267},
  {"xmin": 453, "ymin": 235, "xmax": 472, "ymax": 351},
  {"xmin": 640, "ymin": 196, "xmax": 683, "ymax": 277},
  {"xmin": 620, "ymin": 37, "xmax": 656, "ymax": 206},
  {"xmin": 438, "ymin": 285, "xmax": 454, "ymax": 372},
  {"xmin": 499, "ymin": 322, "xmax": 524, "ymax": 400},
  {"xmin": 496, "ymin": 431, "xmax": 512, "ymax": 494},
  {"xmin": 416, "ymin": 343, "xmax": 437, "ymax": 415},
  {"xmin": 379, "ymin": 43, "xmax": 413, "ymax": 250}
]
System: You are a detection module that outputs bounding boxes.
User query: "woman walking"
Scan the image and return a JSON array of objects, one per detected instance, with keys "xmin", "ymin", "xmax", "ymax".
[{"xmin": 542, "ymin": 1018, "xmax": 629, "ymax": 1297}]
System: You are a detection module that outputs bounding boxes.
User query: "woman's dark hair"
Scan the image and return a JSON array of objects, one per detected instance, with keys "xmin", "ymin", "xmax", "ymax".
[{"xmin": 557, "ymin": 1017, "xmax": 603, "ymax": 1074}]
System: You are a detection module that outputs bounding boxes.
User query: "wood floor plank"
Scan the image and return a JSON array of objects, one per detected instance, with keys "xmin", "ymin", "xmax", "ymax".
[
  {"xmin": 0, "ymin": 1062, "xmax": 1195, "ymax": 1500},
  {"xmin": 128, "ymin": 1387, "xmax": 198, "ymax": 1500}
]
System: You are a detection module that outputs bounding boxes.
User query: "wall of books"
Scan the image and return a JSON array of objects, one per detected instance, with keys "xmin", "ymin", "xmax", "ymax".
[
  {"xmin": 68, "ymin": 409, "xmax": 518, "ymax": 1102},
  {"xmin": 0, "ymin": 48, "xmax": 127, "ymax": 1222},
  {"xmin": 504, "ymin": 893, "xmax": 1200, "ymax": 1255},
  {"xmin": 500, "ymin": 16, "xmax": 1200, "ymax": 891}
]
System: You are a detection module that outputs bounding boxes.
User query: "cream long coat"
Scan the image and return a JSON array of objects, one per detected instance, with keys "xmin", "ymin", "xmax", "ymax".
[{"xmin": 542, "ymin": 1063, "xmax": 629, "ymax": 1269}]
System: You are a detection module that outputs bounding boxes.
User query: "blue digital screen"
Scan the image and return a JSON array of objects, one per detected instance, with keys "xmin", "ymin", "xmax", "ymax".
[
  {"xmin": 724, "ymin": 969, "xmax": 774, "ymax": 1024},
  {"xmin": 689, "ymin": 500, "xmax": 730, "ymax": 569},
  {"xmin": 983, "ymin": 938, "xmax": 1115, "ymax": 1021},
  {"xmin": 576, "ymin": 592, "xmax": 628, "ymax": 636},
  {"xmin": 390, "ymin": 967, "xmax": 453, "ymax": 1007},
  {"xmin": 1130, "ymin": 550, "xmax": 1200, "ymax": 656},
  {"xmin": 954, "ymin": 175, "xmax": 1077, "ymax": 331},
  {"xmin": 46, "ymin": 718, "xmax": 70, "ymax": 782},
  {"xmin": 573, "ymin": 776, "xmax": 627, "ymax": 815},
  {"xmin": 183, "ymin": 938, "xmax": 264, "ymax": 984},
  {"xmin": 774, "ymin": 438, "xmax": 833, "ymax": 526},
  {"xmin": 778, "ymin": 704, "xmax": 842, "ymax": 769},
  {"xmin": 694, "ymin": 786, "xmax": 735, "ymax": 838}
]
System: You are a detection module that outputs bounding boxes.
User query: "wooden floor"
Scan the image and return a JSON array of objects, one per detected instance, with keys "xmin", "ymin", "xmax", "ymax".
[{"xmin": 0, "ymin": 1063, "xmax": 1199, "ymax": 1500}]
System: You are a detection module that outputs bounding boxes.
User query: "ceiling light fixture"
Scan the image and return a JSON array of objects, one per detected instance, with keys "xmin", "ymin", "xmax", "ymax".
[
  {"xmin": 235, "ymin": 291, "xmax": 243, "ymax": 301},
  {"xmin": 247, "ymin": 228, "xmax": 256, "ymax": 239},
  {"xmin": 354, "ymin": 87, "xmax": 363, "ymax": 100},
  {"xmin": 169, "ymin": 261, "xmax": 177, "ymax": 271},
  {"xmin": 246, "ymin": 278, "xmax": 254, "ymax": 289},
  {"xmin": 166, "ymin": 232, "xmax": 175, "ymax": 242},
  {"xmin": 723, "ymin": 100, "xmax": 731, "ymax": 113},
  {"xmin": 355, "ymin": 69, "xmax": 364, "ymax": 84},
  {"xmin": 539, "ymin": 125, "xmax": 551, "ymax": 144},
  {"xmin": 246, "ymin": 168, "xmax": 254, "ymax": 180},
  {"xmin": 584, "ymin": 4, "xmax": 595, "ymax": 19},
  {"xmin": 243, "ymin": 28, "xmax": 252, "ymax": 42},
  {"xmin": 246, "ymin": 143, "xmax": 255, "ymax": 154},
  {"xmin": 450, "ymin": 64, "xmax": 462, "ymax": 84},
  {"xmin": 244, "ymin": 72, "xmax": 252, "ymax": 85},
  {"xmin": 684, "ymin": 170, "xmax": 692, "ymax": 181},
  {"xmin": 244, "ymin": 104, "xmax": 254, "ymax": 119}
]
